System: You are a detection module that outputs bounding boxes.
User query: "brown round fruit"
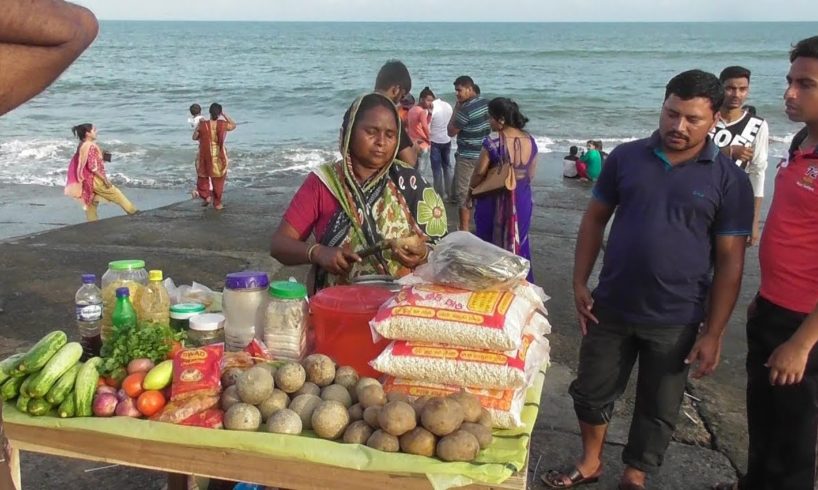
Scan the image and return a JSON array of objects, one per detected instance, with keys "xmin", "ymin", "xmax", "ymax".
[
  {"xmin": 459, "ymin": 422, "xmax": 493, "ymax": 449},
  {"xmin": 449, "ymin": 391, "xmax": 482, "ymax": 423},
  {"xmin": 358, "ymin": 384, "xmax": 386, "ymax": 409},
  {"xmin": 311, "ymin": 400, "xmax": 350, "ymax": 440},
  {"xmin": 334, "ymin": 366, "xmax": 359, "ymax": 390},
  {"xmin": 274, "ymin": 362, "xmax": 306, "ymax": 394},
  {"xmin": 399, "ymin": 427, "xmax": 437, "ymax": 457},
  {"xmin": 342, "ymin": 420, "xmax": 374, "ymax": 444},
  {"xmin": 366, "ymin": 429, "xmax": 399, "ymax": 452},
  {"xmin": 289, "ymin": 394, "xmax": 322, "ymax": 430},
  {"xmin": 436, "ymin": 430, "xmax": 480, "ymax": 462},
  {"xmin": 421, "ymin": 397, "xmax": 465, "ymax": 436},
  {"xmin": 303, "ymin": 354, "xmax": 336, "ymax": 387},
  {"xmin": 321, "ymin": 383, "xmax": 353, "ymax": 408},
  {"xmin": 377, "ymin": 401, "xmax": 417, "ymax": 436},
  {"xmin": 363, "ymin": 406, "xmax": 381, "ymax": 429}
]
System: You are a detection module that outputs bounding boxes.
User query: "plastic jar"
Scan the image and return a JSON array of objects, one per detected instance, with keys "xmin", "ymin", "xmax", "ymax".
[
  {"xmin": 101, "ymin": 259, "xmax": 148, "ymax": 343},
  {"xmin": 170, "ymin": 303, "xmax": 207, "ymax": 332},
  {"xmin": 188, "ymin": 313, "xmax": 226, "ymax": 347},
  {"xmin": 262, "ymin": 281, "xmax": 309, "ymax": 361},
  {"xmin": 222, "ymin": 271, "xmax": 269, "ymax": 351}
]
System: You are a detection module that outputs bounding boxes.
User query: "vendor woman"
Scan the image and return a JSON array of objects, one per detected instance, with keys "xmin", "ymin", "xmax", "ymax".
[{"xmin": 270, "ymin": 93, "xmax": 448, "ymax": 291}]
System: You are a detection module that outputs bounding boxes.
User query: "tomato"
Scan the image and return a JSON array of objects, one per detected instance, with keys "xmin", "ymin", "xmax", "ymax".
[
  {"xmin": 97, "ymin": 378, "xmax": 107, "ymax": 387},
  {"xmin": 136, "ymin": 390, "xmax": 166, "ymax": 417},
  {"xmin": 122, "ymin": 372, "xmax": 146, "ymax": 399},
  {"xmin": 167, "ymin": 340, "xmax": 183, "ymax": 360}
]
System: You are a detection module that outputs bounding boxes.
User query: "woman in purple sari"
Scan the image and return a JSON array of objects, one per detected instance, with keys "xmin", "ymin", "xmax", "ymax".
[{"xmin": 470, "ymin": 98, "xmax": 538, "ymax": 281}]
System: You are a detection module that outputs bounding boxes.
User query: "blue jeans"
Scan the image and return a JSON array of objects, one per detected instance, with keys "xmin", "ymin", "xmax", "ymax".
[{"xmin": 430, "ymin": 141, "xmax": 453, "ymax": 200}]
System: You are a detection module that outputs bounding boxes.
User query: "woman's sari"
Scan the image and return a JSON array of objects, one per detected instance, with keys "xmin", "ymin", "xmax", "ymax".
[
  {"xmin": 474, "ymin": 133, "xmax": 537, "ymax": 281},
  {"xmin": 312, "ymin": 93, "xmax": 448, "ymax": 290},
  {"xmin": 197, "ymin": 119, "xmax": 228, "ymax": 178}
]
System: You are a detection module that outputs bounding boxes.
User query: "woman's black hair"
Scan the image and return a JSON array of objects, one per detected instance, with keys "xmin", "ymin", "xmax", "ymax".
[
  {"xmin": 72, "ymin": 123, "xmax": 93, "ymax": 141},
  {"xmin": 209, "ymin": 103, "xmax": 223, "ymax": 120},
  {"xmin": 487, "ymin": 97, "xmax": 529, "ymax": 130},
  {"xmin": 419, "ymin": 87, "xmax": 435, "ymax": 99}
]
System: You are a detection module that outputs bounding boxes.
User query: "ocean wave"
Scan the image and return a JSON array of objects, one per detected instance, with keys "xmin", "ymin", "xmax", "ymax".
[{"xmin": 0, "ymin": 132, "xmax": 798, "ymax": 189}]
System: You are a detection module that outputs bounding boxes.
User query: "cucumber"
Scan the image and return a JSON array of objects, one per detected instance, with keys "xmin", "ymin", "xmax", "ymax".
[
  {"xmin": 17, "ymin": 331, "xmax": 68, "ymax": 374},
  {"xmin": 1, "ymin": 376, "xmax": 26, "ymax": 401},
  {"xmin": 27, "ymin": 398, "xmax": 52, "ymax": 416},
  {"xmin": 0, "ymin": 353, "xmax": 25, "ymax": 385},
  {"xmin": 46, "ymin": 363, "xmax": 81, "ymax": 405},
  {"xmin": 27, "ymin": 343, "xmax": 83, "ymax": 398},
  {"xmin": 58, "ymin": 392, "xmax": 76, "ymax": 418},
  {"xmin": 16, "ymin": 375, "xmax": 35, "ymax": 413},
  {"xmin": 74, "ymin": 357, "xmax": 101, "ymax": 417}
]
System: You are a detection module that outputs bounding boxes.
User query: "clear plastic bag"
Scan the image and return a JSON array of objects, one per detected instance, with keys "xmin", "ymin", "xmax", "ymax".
[
  {"xmin": 164, "ymin": 278, "xmax": 223, "ymax": 312},
  {"xmin": 414, "ymin": 231, "xmax": 530, "ymax": 291}
]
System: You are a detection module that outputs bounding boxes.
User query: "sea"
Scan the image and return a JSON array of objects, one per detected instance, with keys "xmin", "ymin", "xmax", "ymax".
[{"xmin": 1, "ymin": 21, "xmax": 817, "ymax": 196}]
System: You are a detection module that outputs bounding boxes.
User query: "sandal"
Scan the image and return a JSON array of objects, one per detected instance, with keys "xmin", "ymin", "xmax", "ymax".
[{"xmin": 541, "ymin": 467, "xmax": 602, "ymax": 488}]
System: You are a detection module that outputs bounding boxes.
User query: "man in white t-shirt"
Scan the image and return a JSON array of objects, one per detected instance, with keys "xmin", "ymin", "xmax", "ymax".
[
  {"xmin": 429, "ymin": 96, "xmax": 454, "ymax": 201},
  {"xmin": 711, "ymin": 66, "xmax": 770, "ymax": 246}
]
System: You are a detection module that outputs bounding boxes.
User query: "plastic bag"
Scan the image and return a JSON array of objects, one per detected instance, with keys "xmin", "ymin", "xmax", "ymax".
[
  {"xmin": 164, "ymin": 278, "xmax": 222, "ymax": 312},
  {"xmin": 370, "ymin": 284, "xmax": 541, "ymax": 351},
  {"xmin": 414, "ymin": 231, "xmax": 530, "ymax": 291},
  {"xmin": 371, "ymin": 319, "xmax": 550, "ymax": 390}
]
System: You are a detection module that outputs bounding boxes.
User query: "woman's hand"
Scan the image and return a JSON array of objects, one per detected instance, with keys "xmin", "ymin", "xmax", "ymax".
[
  {"xmin": 391, "ymin": 235, "xmax": 428, "ymax": 269},
  {"xmin": 314, "ymin": 245, "xmax": 361, "ymax": 275}
]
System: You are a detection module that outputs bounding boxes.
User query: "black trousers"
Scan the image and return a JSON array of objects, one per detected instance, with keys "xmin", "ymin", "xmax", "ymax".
[
  {"xmin": 742, "ymin": 295, "xmax": 818, "ymax": 490},
  {"xmin": 569, "ymin": 307, "xmax": 698, "ymax": 473}
]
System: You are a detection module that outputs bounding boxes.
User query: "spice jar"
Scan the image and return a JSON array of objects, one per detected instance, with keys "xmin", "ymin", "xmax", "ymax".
[
  {"xmin": 170, "ymin": 303, "xmax": 207, "ymax": 332},
  {"xmin": 262, "ymin": 281, "xmax": 309, "ymax": 361},
  {"xmin": 222, "ymin": 271, "xmax": 269, "ymax": 351},
  {"xmin": 188, "ymin": 313, "xmax": 225, "ymax": 347}
]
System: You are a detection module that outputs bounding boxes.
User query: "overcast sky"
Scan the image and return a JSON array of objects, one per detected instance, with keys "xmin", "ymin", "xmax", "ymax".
[{"xmin": 74, "ymin": 0, "xmax": 817, "ymax": 22}]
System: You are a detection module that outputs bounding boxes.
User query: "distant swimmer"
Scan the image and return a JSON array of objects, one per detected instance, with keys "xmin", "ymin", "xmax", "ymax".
[
  {"xmin": 577, "ymin": 140, "xmax": 602, "ymax": 181},
  {"xmin": 711, "ymin": 65, "xmax": 769, "ymax": 246}
]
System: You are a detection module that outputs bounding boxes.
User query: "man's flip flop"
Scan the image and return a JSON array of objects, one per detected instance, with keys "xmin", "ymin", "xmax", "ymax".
[{"xmin": 541, "ymin": 467, "xmax": 601, "ymax": 488}]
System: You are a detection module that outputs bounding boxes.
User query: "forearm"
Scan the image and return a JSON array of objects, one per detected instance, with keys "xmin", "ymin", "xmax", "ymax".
[
  {"xmin": 573, "ymin": 215, "xmax": 605, "ymax": 287},
  {"xmin": 1, "ymin": 0, "xmax": 93, "ymax": 45},
  {"xmin": 753, "ymin": 197, "xmax": 763, "ymax": 226},
  {"xmin": 789, "ymin": 307, "xmax": 818, "ymax": 352},
  {"xmin": 0, "ymin": 1, "xmax": 98, "ymax": 115},
  {"xmin": 270, "ymin": 235, "xmax": 312, "ymax": 266},
  {"xmin": 703, "ymin": 245, "xmax": 746, "ymax": 338}
]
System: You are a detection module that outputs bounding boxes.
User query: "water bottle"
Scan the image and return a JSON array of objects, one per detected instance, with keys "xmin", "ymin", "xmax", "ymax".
[
  {"xmin": 112, "ymin": 287, "xmax": 138, "ymax": 335},
  {"xmin": 75, "ymin": 273, "xmax": 103, "ymax": 360}
]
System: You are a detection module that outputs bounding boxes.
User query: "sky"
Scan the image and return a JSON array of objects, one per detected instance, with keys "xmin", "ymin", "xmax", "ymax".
[{"xmin": 74, "ymin": 0, "xmax": 817, "ymax": 22}]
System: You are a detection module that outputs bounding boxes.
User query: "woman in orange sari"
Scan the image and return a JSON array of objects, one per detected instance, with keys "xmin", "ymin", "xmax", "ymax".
[{"xmin": 193, "ymin": 103, "xmax": 236, "ymax": 210}]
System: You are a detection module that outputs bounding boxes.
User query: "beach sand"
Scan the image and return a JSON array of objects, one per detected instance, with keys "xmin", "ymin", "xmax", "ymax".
[{"xmin": 0, "ymin": 180, "xmax": 752, "ymax": 489}]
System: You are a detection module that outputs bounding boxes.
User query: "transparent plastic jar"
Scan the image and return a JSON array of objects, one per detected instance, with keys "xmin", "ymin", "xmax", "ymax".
[
  {"xmin": 222, "ymin": 271, "xmax": 269, "ymax": 351},
  {"xmin": 262, "ymin": 281, "xmax": 308, "ymax": 361},
  {"xmin": 188, "ymin": 313, "xmax": 226, "ymax": 347},
  {"xmin": 101, "ymin": 259, "xmax": 148, "ymax": 344},
  {"xmin": 170, "ymin": 303, "xmax": 207, "ymax": 332}
]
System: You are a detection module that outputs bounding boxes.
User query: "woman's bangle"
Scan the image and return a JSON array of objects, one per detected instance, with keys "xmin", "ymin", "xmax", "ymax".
[
  {"xmin": 307, "ymin": 244, "xmax": 320, "ymax": 264},
  {"xmin": 419, "ymin": 245, "xmax": 430, "ymax": 262}
]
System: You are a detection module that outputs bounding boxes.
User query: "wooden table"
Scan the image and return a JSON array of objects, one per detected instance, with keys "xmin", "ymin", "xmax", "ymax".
[{"xmin": 3, "ymin": 420, "xmax": 528, "ymax": 489}]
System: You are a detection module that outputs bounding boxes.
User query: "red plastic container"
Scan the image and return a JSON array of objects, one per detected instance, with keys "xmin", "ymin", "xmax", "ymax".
[{"xmin": 310, "ymin": 285, "xmax": 396, "ymax": 378}]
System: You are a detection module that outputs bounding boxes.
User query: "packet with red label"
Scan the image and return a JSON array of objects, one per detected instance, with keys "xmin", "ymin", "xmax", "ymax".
[
  {"xmin": 244, "ymin": 338, "xmax": 273, "ymax": 361},
  {"xmin": 171, "ymin": 343, "xmax": 224, "ymax": 401},
  {"xmin": 180, "ymin": 408, "xmax": 224, "ymax": 429}
]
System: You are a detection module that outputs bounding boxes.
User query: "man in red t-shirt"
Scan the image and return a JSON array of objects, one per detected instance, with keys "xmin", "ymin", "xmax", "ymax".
[{"xmin": 715, "ymin": 35, "xmax": 818, "ymax": 490}]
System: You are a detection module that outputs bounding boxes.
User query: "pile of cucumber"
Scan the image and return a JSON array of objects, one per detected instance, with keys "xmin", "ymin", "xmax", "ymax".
[{"xmin": 0, "ymin": 331, "xmax": 100, "ymax": 418}]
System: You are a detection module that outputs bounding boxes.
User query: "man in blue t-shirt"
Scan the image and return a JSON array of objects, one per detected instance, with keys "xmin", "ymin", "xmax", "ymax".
[
  {"xmin": 542, "ymin": 70, "xmax": 753, "ymax": 489},
  {"xmin": 447, "ymin": 75, "xmax": 490, "ymax": 231}
]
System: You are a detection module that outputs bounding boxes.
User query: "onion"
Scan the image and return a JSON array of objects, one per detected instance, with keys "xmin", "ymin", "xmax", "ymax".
[
  {"xmin": 115, "ymin": 397, "xmax": 142, "ymax": 418},
  {"xmin": 96, "ymin": 385, "xmax": 118, "ymax": 397},
  {"xmin": 93, "ymin": 393, "xmax": 118, "ymax": 417}
]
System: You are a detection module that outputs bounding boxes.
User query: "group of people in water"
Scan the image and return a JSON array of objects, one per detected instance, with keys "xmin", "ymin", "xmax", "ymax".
[{"xmin": 562, "ymin": 140, "xmax": 608, "ymax": 181}]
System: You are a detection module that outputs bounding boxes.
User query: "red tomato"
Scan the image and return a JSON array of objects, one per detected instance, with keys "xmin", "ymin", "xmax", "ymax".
[
  {"xmin": 122, "ymin": 372, "xmax": 146, "ymax": 399},
  {"xmin": 136, "ymin": 390, "xmax": 166, "ymax": 417},
  {"xmin": 167, "ymin": 340, "xmax": 183, "ymax": 360}
]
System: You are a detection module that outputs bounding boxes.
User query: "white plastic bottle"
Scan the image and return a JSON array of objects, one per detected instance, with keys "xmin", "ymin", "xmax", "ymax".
[{"xmin": 75, "ymin": 273, "xmax": 103, "ymax": 360}]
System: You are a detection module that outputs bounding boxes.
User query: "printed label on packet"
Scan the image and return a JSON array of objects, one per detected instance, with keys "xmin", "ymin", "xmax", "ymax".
[
  {"xmin": 466, "ymin": 291, "xmax": 503, "ymax": 315},
  {"xmin": 393, "ymin": 340, "xmax": 526, "ymax": 370},
  {"xmin": 383, "ymin": 377, "xmax": 515, "ymax": 411}
]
